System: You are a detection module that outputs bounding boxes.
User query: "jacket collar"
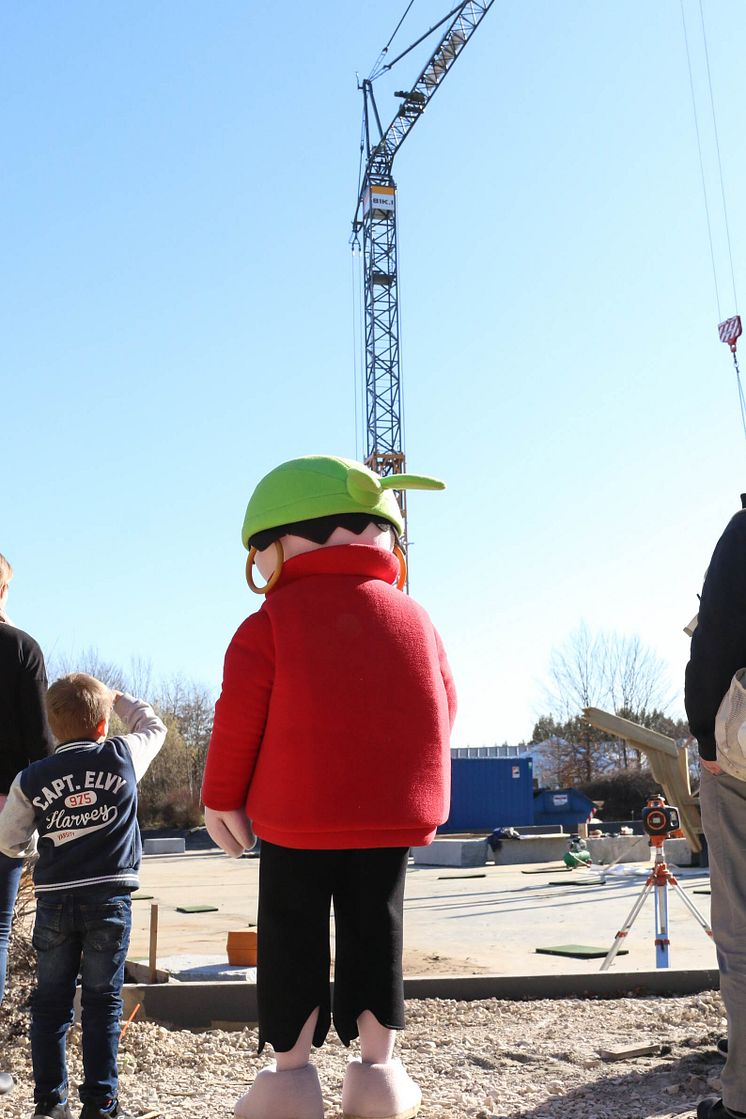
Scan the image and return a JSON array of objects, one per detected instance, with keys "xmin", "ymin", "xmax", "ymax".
[
  {"xmin": 268, "ymin": 544, "xmax": 398, "ymax": 594},
  {"xmin": 55, "ymin": 739, "xmax": 101, "ymax": 753}
]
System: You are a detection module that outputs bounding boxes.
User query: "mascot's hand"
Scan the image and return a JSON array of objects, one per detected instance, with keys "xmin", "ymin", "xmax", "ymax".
[{"xmin": 204, "ymin": 807, "xmax": 256, "ymax": 858}]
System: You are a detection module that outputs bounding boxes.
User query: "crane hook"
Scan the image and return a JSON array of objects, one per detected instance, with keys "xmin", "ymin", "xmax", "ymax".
[{"xmin": 719, "ymin": 314, "xmax": 742, "ymax": 354}]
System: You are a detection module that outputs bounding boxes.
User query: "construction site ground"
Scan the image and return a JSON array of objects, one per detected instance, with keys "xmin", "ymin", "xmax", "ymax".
[
  {"xmin": 2, "ymin": 845, "xmax": 727, "ymax": 1119},
  {"xmin": 129, "ymin": 846, "xmax": 718, "ymax": 980}
]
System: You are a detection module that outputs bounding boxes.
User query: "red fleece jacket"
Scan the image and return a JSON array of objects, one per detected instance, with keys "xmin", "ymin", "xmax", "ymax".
[{"xmin": 202, "ymin": 545, "xmax": 456, "ymax": 849}]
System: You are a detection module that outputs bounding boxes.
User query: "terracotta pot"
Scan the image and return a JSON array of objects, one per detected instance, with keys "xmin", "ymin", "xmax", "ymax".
[{"xmin": 226, "ymin": 929, "xmax": 257, "ymax": 966}]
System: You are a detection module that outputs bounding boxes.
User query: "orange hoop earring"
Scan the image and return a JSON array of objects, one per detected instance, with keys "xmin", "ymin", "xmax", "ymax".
[
  {"xmin": 393, "ymin": 543, "xmax": 407, "ymax": 591},
  {"xmin": 246, "ymin": 540, "xmax": 284, "ymax": 595}
]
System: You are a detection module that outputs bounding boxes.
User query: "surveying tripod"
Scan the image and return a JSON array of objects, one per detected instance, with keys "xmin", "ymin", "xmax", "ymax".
[{"xmin": 600, "ymin": 834, "xmax": 713, "ymax": 971}]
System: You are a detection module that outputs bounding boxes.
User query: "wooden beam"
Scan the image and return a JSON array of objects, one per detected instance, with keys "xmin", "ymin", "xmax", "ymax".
[
  {"xmin": 149, "ymin": 903, "xmax": 159, "ymax": 984},
  {"xmin": 583, "ymin": 707, "xmax": 678, "ymax": 757}
]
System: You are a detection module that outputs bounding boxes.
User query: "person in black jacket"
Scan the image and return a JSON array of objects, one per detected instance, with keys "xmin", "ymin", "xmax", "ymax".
[
  {"xmin": 685, "ymin": 498, "xmax": 746, "ymax": 1119},
  {"xmin": 0, "ymin": 552, "xmax": 54, "ymax": 1096}
]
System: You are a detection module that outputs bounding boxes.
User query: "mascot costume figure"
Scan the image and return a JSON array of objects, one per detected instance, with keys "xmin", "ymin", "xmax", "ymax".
[{"xmin": 202, "ymin": 454, "xmax": 457, "ymax": 1119}]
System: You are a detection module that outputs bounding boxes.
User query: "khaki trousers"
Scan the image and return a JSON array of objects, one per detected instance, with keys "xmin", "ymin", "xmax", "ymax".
[{"xmin": 700, "ymin": 767, "xmax": 746, "ymax": 1113}]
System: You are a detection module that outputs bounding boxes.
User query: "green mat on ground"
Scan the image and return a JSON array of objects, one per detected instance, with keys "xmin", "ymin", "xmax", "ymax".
[
  {"xmin": 521, "ymin": 865, "xmax": 569, "ymax": 874},
  {"xmin": 535, "ymin": 944, "xmax": 628, "ymax": 959},
  {"xmin": 437, "ymin": 873, "xmax": 487, "ymax": 880},
  {"xmin": 176, "ymin": 904, "xmax": 219, "ymax": 913},
  {"xmin": 130, "ymin": 893, "xmax": 154, "ymax": 900},
  {"xmin": 548, "ymin": 877, "xmax": 605, "ymax": 887}
]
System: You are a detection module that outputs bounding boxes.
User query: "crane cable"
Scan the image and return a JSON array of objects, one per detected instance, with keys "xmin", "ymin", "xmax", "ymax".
[
  {"xmin": 680, "ymin": 0, "xmax": 745, "ymax": 441},
  {"xmin": 369, "ymin": 1, "xmax": 416, "ymax": 81},
  {"xmin": 698, "ymin": 0, "xmax": 738, "ymax": 315}
]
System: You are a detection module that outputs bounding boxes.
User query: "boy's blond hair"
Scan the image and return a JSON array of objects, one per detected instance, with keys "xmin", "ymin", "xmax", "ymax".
[
  {"xmin": 47, "ymin": 673, "xmax": 114, "ymax": 743},
  {"xmin": 0, "ymin": 553, "xmax": 13, "ymax": 589}
]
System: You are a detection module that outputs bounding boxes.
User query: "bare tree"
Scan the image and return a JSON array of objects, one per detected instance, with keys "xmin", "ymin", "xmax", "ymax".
[
  {"xmin": 535, "ymin": 624, "xmax": 675, "ymax": 783},
  {"xmin": 156, "ymin": 674, "xmax": 215, "ymax": 801},
  {"xmin": 543, "ymin": 623, "xmax": 610, "ymax": 719},
  {"xmin": 127, "ymin": 656, "xmax": 154, "ymax": 699},
  {"xmin": 47, "ymin": 647, "xmax": 128, "ymax": 691},
  {"xmin": 543, "ymin": 624, "xmax": 671, "ymax": 722},
  {"xmin": 605, "ymin": 632, "xmax": 671, "ymax": 714}
]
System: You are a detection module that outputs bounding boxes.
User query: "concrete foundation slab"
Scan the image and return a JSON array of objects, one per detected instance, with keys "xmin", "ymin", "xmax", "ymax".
[{"xmin": 126, "ymin": 846, "xmax": 716, "ymax": 995}]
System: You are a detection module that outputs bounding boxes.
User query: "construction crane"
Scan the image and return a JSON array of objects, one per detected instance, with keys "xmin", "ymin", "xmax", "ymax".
[{"xmin": 351, "ymin": 1, "xmax": 494, "ymax": 554}]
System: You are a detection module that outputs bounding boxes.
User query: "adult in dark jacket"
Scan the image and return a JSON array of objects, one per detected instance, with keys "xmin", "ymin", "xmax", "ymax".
[
  {"xmin": 685, "ymin": 498, "xmax": 746, "ymax": 1119},
  {"xmin": 0, "ymin": 553, "xmax": 54, "ymax": 1095}
]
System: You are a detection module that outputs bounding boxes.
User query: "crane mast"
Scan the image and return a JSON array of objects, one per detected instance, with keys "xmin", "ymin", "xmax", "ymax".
[{"xmin": 352, "ymin": 1, "xmax": 495, "ymax": 545}]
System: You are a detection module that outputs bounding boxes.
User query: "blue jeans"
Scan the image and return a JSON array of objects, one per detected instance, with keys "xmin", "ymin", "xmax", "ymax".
[
  {"xmin": 0, "ymin": 852, "xmax": 23, "ymax": 1006},
  {"xmin": 31, "ymin": 893, "xmax": 132, "ymax": 1106}
]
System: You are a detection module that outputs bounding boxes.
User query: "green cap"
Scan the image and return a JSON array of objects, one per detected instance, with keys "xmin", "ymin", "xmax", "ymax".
[{"xmin": 241, "ymin": 455, "xmax": 445, "ymax": 548}]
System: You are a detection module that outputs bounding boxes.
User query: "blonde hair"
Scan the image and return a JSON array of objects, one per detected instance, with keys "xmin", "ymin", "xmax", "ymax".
[
  {"xmin": 47, "ymin": 673, "xmax": 114, "ymax": 742},
  {"xmin": 0, "ymin": 553, "xmax": 13, "ymax": 590}
]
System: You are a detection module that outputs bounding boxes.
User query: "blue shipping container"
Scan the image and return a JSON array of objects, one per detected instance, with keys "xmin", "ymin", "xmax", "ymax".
[
  {"xmin": 440, "ymin": 757, "xmax": 534, "ymax": 833},
  {"xmin": 533, "ymin": 787, "xmax": 596, "ymax": 830}
]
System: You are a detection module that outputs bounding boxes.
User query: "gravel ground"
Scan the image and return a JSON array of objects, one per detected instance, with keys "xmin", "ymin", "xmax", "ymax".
[{"xmin": 0, "ymin": 980, "xmax": 729, "ymax": 1119}]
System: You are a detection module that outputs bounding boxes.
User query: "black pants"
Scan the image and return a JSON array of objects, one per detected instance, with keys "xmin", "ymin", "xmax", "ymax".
[{"xmin": 257, "ymin": 843, "xmax": 408, "ymax": 1053}]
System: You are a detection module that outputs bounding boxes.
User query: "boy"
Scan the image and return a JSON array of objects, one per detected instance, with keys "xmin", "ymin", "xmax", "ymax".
[{"xmin": 0, "ymin": 673, "xmax": 167, "ymax": 1119}]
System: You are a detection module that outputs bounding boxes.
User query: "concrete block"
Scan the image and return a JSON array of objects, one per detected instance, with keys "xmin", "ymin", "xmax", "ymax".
[
  {"xmin": 583, "ymin": 835, "xmax": 695, "ymax": 866},
  {"xmin": 585, "ymin": 835, "xmax": 651, "ymax": 865},
  {"xmin": 142, "ymin": 837, "xmax": 186, "ymax": 855},
  {"xmin": 129, "ymin": 953, "xmax": 256, "ymax": 984},
  {"xmin": 489, "ymin": 835, "xmax": 569, "ymax": 865},
  {"xmin": 171, "ymin": 959, "xmax": 256, "ymax": 983},
  {"xmin": 412, "ymin": 837, "xmax": 488, "ymax": 867},
  {"xmin": 176, "ymin": 963, "xmax": 256, "ymax": 983},
  {"xmin": 660, "ymin": 837, "xmax": 695, "ymax": 866}
]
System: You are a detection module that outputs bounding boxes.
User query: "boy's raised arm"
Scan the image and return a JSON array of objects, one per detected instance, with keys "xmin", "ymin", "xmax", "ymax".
[{"xmin": 114, "ymin": 693, "xmax": 167, "ymax": 782}]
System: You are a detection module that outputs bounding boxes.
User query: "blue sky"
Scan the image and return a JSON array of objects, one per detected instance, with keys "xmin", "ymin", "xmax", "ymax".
[{"xmin": 3, "ymin": 1, "xmax": 746, "ymax": 746}]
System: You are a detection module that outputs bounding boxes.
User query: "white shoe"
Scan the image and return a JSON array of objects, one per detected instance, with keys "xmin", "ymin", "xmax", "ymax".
[
  {"xmin": 341, "ymin": 1058, "xmax": 421, "ymax": 1119},
  {"xmin": 234, "ymin": 1063, "xmax": 324, "ymax": 1119}
]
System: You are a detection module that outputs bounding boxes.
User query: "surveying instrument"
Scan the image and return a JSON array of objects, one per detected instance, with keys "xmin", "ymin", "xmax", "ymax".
[{"xmin": 600, "ymin": 795, "xmax": 713, "ymax": 971}]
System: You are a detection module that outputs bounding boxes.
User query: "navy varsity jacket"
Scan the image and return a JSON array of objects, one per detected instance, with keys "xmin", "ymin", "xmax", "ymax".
[{"xmin": 0, "ymin": 694, "xmax": 167, "ymax": 895}]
